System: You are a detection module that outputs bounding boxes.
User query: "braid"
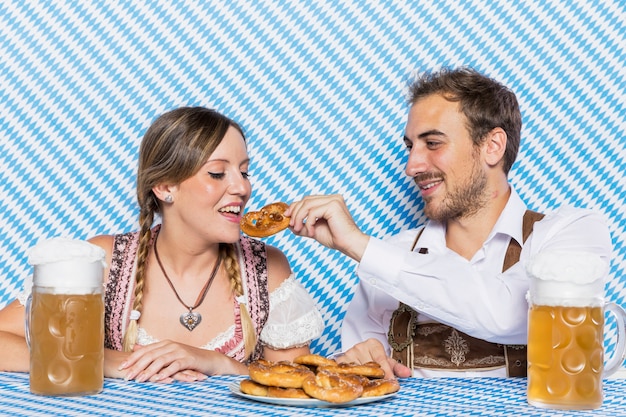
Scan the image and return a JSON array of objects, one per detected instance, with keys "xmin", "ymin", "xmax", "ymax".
[
  {"xmin": 122, "ymin": 204, "xmax": 155, "ymax": 351},
  {"xmin": 221, "ymin": 243, "xmax": 256, "ymax": 359},
  {"xmin": 222, "ymin": 244, "xmax": 241, "ymax": 295}
]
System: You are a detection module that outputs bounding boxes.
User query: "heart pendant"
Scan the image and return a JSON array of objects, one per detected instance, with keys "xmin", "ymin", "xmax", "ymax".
[{"xmin": 180, "ymin": 311, "xmax": 202, "ymax": 331}]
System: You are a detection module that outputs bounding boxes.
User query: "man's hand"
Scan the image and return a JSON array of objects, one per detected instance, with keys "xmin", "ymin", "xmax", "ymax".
[
  {"xmin": 337, "ymin": 338, "xmax": 412, "ymax": 380},
  {"xmin": 286, "ymin": 194, "xmax": 370, "ymax": 262}
]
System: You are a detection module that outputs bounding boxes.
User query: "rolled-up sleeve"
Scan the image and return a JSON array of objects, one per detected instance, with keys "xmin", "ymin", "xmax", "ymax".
[{"xmin": 347, "ymin": 206, "xmax": 612, "ymax": 346}]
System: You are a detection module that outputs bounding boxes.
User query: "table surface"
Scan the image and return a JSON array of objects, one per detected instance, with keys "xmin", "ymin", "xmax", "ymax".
[{"xmin": 1, "ymin": 372, "xmax": 625, "ymax": 416}]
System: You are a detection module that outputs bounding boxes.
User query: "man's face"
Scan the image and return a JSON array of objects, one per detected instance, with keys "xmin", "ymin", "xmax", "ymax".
[{"xmin": 403, "ymin": 94, "xmax": 488, "ymax": 222}]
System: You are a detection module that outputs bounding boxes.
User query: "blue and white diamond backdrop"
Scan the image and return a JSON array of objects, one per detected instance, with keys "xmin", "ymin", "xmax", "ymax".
[{"xmin": 0, "ymin": 0, "xmax": 624, "ymax": 358}]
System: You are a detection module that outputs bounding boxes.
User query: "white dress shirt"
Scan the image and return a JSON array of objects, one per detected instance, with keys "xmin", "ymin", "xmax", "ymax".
[{"xmin": 341, "ymin": 187, "xmax": 613, "ymax": 377}]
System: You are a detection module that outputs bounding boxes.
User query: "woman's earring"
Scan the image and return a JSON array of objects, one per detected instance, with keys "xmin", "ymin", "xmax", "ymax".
[{"xmin": 165, "ymin": 195, "xmax": 173, "ymax": 203}]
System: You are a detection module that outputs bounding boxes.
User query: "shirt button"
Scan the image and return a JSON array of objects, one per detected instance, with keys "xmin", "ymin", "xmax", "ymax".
[{"xmin": 370, "ymin": 278, "xmax": 377, "ymax": 286}]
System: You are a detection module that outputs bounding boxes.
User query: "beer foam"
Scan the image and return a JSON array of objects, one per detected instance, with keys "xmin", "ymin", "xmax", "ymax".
[
  {"xmin": 28, "ymin": 237, "xmax": 105, "ymax": 265},
  {"xmin": 526, "ymin": 251, "xmax": 608, "ymax": 306},
  {"xmin": 28, "ymin": 237, "xmax": 105, "ymax": 289}
]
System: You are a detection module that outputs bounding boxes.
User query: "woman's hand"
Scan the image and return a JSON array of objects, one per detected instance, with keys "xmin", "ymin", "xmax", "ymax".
[
  {"xmin": 286, "ymin": 195, "xmax": 369, "ymax": 262},
  {"xmin": 116, "ymin": 340, "xmax": 246, "ymax": 383},
  {"xmin": 337, "ymin": 338, "xmax": 412, "ymax": 380},
  {"xmin": 106, "ymin": 345, "xmax": 204, "ymax": 383}
]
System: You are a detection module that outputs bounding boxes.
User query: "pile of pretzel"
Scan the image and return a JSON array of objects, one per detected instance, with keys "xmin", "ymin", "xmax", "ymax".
[{"xmin": 240, "ymin": 354, "xmax": 400, "ymax": 403}]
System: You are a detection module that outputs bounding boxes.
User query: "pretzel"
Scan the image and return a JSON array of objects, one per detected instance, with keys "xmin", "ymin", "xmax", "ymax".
[
  {"xmin": 340, "ymin": 373, "xmax": 371, "ymax": 387},
  {"xmin": 301, "ymin": 370, "xmax": 363, "ymax": 403},
  {"xmin": 267, "ymin": 386, "xmax": 311, "ymax": 399},
  {"xmin": 361, "ymin": 378, "xmax": 400, "ymax": 397},
  {"xmin": 240, "ymin": 202, "xmax": 290, "ymax": 238},
  {"xmin": 243, "ymin": 359, "xmax": 400, "ymax": 403},
  {"xmin": 293, "ymin": 354, "xmax": 337, "ymax": 368},
  {"xmin": 338, "ymin": 373, "xmax": 399, "ymax": 397},
  {"xmin": 318, "ymin": 361, "xmax": 385, "ymax": 379},
  {"xmin": 248, "ymin": 359, "xmax": 313, "ymax": 389},
  {"xmin": 240, "ymin": 378, "xmax": 268, "ymax": 396}
]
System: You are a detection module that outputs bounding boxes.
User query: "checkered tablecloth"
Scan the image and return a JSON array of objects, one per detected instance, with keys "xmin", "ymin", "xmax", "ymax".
[
  {"xmin": 1, "ymin": 0, "xmax": 625, "ymax": 362},
  {"xmin": 1, "ymin": 372, "xmax": 625, "ymax": 416}
]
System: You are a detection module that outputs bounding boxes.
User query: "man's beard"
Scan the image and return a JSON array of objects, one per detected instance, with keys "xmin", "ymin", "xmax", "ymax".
[{"xmin": 421, "ymin": 160, "xmax": 489, "ymax": 222}]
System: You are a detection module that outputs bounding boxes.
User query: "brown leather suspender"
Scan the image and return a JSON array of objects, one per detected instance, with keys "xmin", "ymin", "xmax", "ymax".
[{"xmin": 388, "ymin": 210, "xmax": 545, "ymax": 377}]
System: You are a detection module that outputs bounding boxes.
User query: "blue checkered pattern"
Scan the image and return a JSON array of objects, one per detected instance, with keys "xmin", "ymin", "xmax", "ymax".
[
  {"xmin": 1, "ymin": 373, "xmax": 626, "ymax": 416},
  {"xmin": 1, "ymin": 0, "xmax": 625, "ymax": 361}
]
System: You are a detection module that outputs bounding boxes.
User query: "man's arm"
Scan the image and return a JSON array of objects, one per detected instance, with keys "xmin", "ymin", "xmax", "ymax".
[{"xmin": 357, "ymin": 208, "xmax": 612, "ymax": 344}]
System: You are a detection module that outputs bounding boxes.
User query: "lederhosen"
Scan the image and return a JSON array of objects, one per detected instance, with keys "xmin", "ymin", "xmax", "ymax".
[{"xmin": 388, "ymin": 210, "xmax": 544, "ymax": 377}]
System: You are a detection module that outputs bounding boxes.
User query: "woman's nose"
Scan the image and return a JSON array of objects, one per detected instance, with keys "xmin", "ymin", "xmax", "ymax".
[{"xmin": 229, "ymin": 171, "xmax": 250, "ymax": 195}]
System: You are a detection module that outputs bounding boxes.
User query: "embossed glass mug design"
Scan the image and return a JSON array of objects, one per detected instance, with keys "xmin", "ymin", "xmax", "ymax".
[
  {"xmin": 526, "ymin": 251, "xmax": 626, "ymax": 410},
  {"xmin": 25, "ymin": 238, "xmax": 105, "ymax": 396}
]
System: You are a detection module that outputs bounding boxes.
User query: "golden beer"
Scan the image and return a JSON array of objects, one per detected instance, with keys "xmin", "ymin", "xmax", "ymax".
[
  {"xmin": 29, "ymin": 291, "xmax": 104, "ymax": 396},
  {"xmin": 527, "ymin": 304, "xmax": 604, "ymax": 409}
]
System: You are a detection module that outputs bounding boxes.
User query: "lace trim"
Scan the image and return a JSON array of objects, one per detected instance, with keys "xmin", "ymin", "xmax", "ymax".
[
  {"xmin": 17, "ymin": 290, "xmax": 29, "ymax": 306},
  {"xmin": 136, "ymin": 327, "xmax": 159, "ymax": 346},
  {"xmin": 260, "ymin": 308, "xmax": 324, "ymax": 349},
  {"xmin": 136, "ymin": 324, "xmax": 237, "ymax": 351},
  {"xmin": 202, "ymin": 325, "xmax": 235, "ymax": 350},
  {"xmin": 16, "ymin": 275, "xmax": 33, "ymax": 306},
  {"xmin": 134, "ymin": 275, "xmax": 322, "ymax": 351},
  {"xmin": 268, "ymin": 276, "xmax": 298, "ymax": 307}
]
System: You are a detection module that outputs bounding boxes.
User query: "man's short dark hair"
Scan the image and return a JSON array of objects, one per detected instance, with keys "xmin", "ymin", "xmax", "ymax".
[{"xmin": 408, "ymin": 67, "xmax": 521, "ymax": 174}]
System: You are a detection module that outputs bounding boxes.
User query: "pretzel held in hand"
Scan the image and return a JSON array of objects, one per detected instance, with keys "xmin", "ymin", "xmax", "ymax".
[{"xmin": 240, "ymin": 202, "xmax": 290, "ymax": 238}]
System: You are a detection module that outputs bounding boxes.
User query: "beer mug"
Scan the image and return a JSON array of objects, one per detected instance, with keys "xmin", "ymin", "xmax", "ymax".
[
  {"xmin": 526, "ymin": 251, "xmax": 626, "ymax": 410},
  {"xmin": 25, "ymin": 238, "xmax": 105, "ymax": 396}
]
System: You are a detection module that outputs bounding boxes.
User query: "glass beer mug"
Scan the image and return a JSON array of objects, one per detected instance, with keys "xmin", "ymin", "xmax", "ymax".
[
  {"xmin": 526, "ymin": 251, "xmax": 626, "ymax": 410},
  {"xmin": 25, "ymin": 238, "xmax": 106, "ymax": 396}
]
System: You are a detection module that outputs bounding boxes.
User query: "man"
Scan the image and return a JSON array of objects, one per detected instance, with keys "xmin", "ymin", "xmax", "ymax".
[{"xmin": 286, "ymin": 67, "xmax": 612, "ymax": 379}]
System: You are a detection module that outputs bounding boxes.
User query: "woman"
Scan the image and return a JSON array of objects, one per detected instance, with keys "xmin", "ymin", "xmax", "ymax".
[{"xmin": 0, "ymin": 107, "xmax": 324, "ymax": 383}]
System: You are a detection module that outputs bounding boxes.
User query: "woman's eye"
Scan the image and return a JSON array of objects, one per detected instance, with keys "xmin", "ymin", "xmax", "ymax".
[
  {"xmin": 208, "ymin": 172, "xmax": 225, "ymax": 179},
  {"xmin": 241, "ymin": 172, "xmax": 250, "ymax": 179}
]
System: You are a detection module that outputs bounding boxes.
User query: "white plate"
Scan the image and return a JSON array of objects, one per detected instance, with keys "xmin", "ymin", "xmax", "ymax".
[{"xmin": 228, "ymin": 381, "xmax": 397, "ymax": 408}]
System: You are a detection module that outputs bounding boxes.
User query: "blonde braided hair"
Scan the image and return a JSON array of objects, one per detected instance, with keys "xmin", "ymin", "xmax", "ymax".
[
  {"xmin": 122, "ymin": 107, "xmax": 251, "ymax": 352},
  {"xmin": 122, "ymin": 205, "xmax": 155, "ymax": 351},
  {"xmin": 220, "ymin": 244, "xmax": 257, "ymax": 360}
]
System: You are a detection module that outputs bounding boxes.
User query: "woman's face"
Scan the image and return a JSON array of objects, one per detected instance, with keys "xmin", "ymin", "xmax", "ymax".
[{"xmin": 168, "ymin": 126, "xmax": 251, "ymax": 243}]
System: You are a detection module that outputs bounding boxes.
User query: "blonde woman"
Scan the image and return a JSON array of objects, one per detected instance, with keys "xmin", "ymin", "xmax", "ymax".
[{"xmin": 0, "ymin": 107, "xmax": 324, "ymax": 382}]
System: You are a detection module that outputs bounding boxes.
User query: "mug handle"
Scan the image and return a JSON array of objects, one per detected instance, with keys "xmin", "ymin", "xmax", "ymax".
[
  {"xmin": 24, "ymin": 293, "xmax": 32, "ymax": 349},
  {"xmin": 603, "ymin": 302, "xmax": 626, "ymax": 377}
]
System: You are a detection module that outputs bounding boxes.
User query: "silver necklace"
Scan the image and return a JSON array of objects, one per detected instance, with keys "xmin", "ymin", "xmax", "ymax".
[{"xmin": 153, "ymin": 233, "xmax": 222, "ymax": 331}]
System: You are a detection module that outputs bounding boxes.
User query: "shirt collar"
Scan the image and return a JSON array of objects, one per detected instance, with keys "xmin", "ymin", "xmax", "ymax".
[
  {"xmin": 489, "ymin": 186, "xmax": 527, "ymax": 245},
  {"xmin": 419, "ymin": 185, "xmax": 528, "ymax": 249}
]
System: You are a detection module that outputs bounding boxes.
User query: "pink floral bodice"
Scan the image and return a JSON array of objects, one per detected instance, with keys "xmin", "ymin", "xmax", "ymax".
[{"xmin": 103, "ymin": 227, "xmax": 269, "ymax": 362}]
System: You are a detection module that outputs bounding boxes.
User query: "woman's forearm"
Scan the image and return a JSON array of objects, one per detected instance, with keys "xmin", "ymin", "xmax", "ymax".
[{"xmin": 0, "ymin": 331, "xmax": 29, "ymax": 372}]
